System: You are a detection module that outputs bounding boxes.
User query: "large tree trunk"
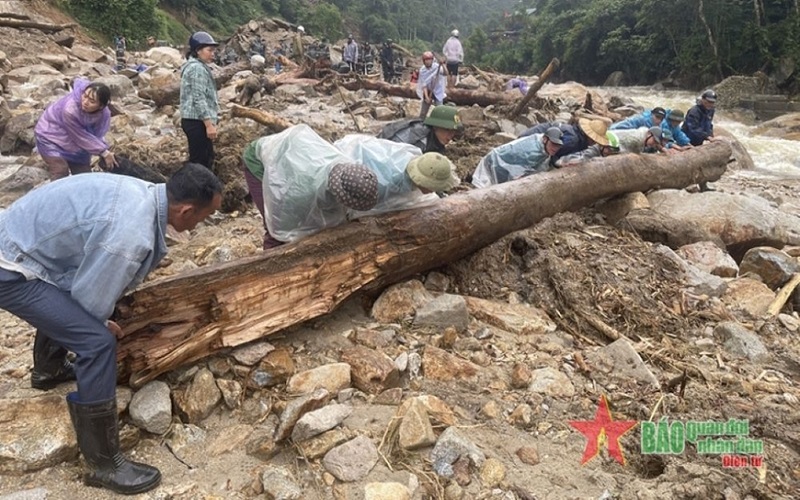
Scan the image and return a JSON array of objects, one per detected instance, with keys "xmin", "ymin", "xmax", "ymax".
[
  {"xmin": 339, "ymin": 78, "xmax": 519, "ymax": 107},
  {"xmin": 0, "ymin": 18, "xmax": 75, "ymax": 33},
  {"xmin": 138, "ymin": 61, "xmax": 249, "ymax": 106},
  {"xmin": 115, "ymin": 143, "xmax": 732, "ymax": 387}
]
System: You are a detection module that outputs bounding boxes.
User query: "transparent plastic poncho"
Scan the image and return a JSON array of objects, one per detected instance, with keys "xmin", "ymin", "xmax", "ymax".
[
  {"xmin": 259, "ymin": 125, "xmax": 353, "ymax": 242},
  {"xmin": 260, "ymin": 126, "xmax": 439, "ymax": 243},
  {"xmin": 471, "ymin": 133, "xmax": 552, "ymax": 188},
  {"xmin": 334, "ymin": 135, "xmax": 439, "ymax": 217}
]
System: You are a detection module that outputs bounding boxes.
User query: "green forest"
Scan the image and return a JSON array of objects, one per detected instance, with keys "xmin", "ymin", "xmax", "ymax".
[{"xmin": 58, "ymin": 0, "xmax": 800, "ymax": 88}]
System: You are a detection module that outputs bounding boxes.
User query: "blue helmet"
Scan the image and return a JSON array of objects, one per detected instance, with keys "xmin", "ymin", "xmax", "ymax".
[{"xmin": 189, "ymin": 31, "xmax": 219, "ymax": 52}]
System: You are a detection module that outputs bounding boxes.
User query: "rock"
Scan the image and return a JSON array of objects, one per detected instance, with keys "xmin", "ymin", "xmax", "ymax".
[
  {"xmin": 351, "ymin": 328, "xmax": 395, "ymax": 349},
  {"xmin": 422, "ymin": 345, "xmax": 478, "ymax": 381},
  {"xmin": 479, "ymin": 458, "xmax": 506, "ymax": 488},
  {"xmin": 70, "ymin": 44, "xmax": 107, "ymax": 63},
  {"xmin": 588, "ymin": 338, "xmax": 658, "ymax": 387},
  {"xmin": 275, "ymin": 84, "xmax": 306, "ymax": 99},
  {"xmin": 246, "ymin": 426, "xmax": 281, "ymax": 461},
  {"xmin": 444, "ymin": 482, "xmax": 464, "ymax": 500},
  {"xmin": 654, "ymin": 245, "xmax": 728, "ymax": 297},
  {"xmin": 621, "ymin": 208, "xmax": 725, "ymax": 250},
  {"xmin": 440, "ymin": 326, "xmax": 458, "ymax": 348},
  {"xmin": 322, "ymin": 435, "xmax": 379, "ymax": 482},
  {"xmin": 596, "ymin": 192, "xmax": 650, "ymax": 224},
  {"xmin": 297, "ymin": 429, "xmax": 349, "ymax": 459},
  {"xmin": 274, "ymin": 388, "xmax": 330, "ymax": 441},
  {"xmin": 174, "ymin": 368, "xmax": 222, "ymax": 423},
  {"xmin": 0, "ymin": 395, "xmax": 76, "ymax": 473},
  {"xmin": 286, "ymin": 363, "xmax": 351, "ymax": 394},
  {"xmin": 371, "ymin": 280, "xmax": 433, "ymax": 322},
  {"xmin": 430, "ymin": 427, "xmax": 486, "ymax": 479},
  {"xmin": 1, "ymin": 112, "xmax": 37, "ymax": 154},
  {"xmin": 714, "ymin": 322, "xmax": 769, "ymax": 362},
  {"xmin": 373, "ymin": 107, "xmax": 394, "ymax": 120},
  {"xmin": 777, "ymin": 313, "xmax": 800, "ymax": 331},
  {"xmin": 413, "ymin": 293, "xmax": 470, "ymax": 331},
  {"xmin": 166, "ymin": 423, "xmax": 206, "ymax": 452},
  {"xmin": 424, "ymin": 271, "xmax": 450, "ymax": 292},
  {"xmin": 37, "ymin": 54, "xmax": 69, "ymax": 71},
  {"xmin": 250, "ymin": 347, "xmax": 295, "ymax": 388},
  {"xmin": 398, "ymin": 398, "xmax": 437, "ymax": 450},
  {"xmin": 509, "ymin": 403, "xmax": 533, "ymax": 428},
  {"xmin": 0, "ymin": 488, "xmax": 49, "ymax": 500},
  {"xmin": 480, "ymin": 400, "xmax": 501, "ymax": 420},
  {"xmin": 407, "ymin": 352, "xmax": 422, "ymax": 378},
  {"xmin": 528, "ymin": 367, "xmax": 576, "ymax": 397},
  {"xmin": 341, "ymin": 346, "xmax": 400, "ymax": 394},
  {"xmin": 291, "ymin": 403, "xmax": 353, "ymax": 442},
  {"xmin": 232, "ymin": 340, "xmax": 275, "ymax": 366},
  {"xmin": 457, "ymin": 106, "xmax": 485, "ymax": 124},
  {"xmin": 496, "ymin": 118, "xmax": 527, "ymax": 136},
  {"xmin": 0, "ymin": 163, "xmax": 49, "ymax": 206},
  {"xmin": 95, "ymin": 75, "xmax": 135, "ymax": 99},
  {"xmin": 516, "ymin": 446, "xmax": 540, "ymax": 465},
  {"xmin": 129, "ymin": 380, "xmax": 172, "ymax": 434},
  {"xmin": 648, "ymin": 189, "xmax": 800, "ymax": 258},
  {"xmin": 52, "ymin": 33, "xmax": 74, "ymax": 48},
  {"xmin": 374, "ymin": 387, "xmax": 404, "ymax": 405},
  {"xmin": 722, "ymin": 277, "xmax": 776, "ymax": 318},
  {"xmin": 464, "ymin": 296, "xmax": 556, "ymax": 335},
  {"xmin": 207, "ymin": 424, "xmax": 252, "ymax": 457},
  {"xmin": 260, "ymin": 465, "xmax": 302, "ymax": 500},
  {"xmin": 739, "ymin": 246, "xmax": 800, "ymax": 289},
  {"xmin": 394, "ymin": 352, "xmax": 409, "ymax": 372},
  {"xmin": 510, "ymin": 363, "xmax": 532, "ymax": 389},
  {"xmin": 364, "ymin": 482, "xmax": 410, "ymax": 500},
  {"xmin": 216, "ymin": 378, "xmax": 243, "ymax": 409},
  {"xmin": 7, "ymin": 64, "xmax": 62, "ymax": 84},
  {"xmin": 677, "ymin": 241, "xmax": 739, "ymax": 278},
  {"xmin": 145, "ymin": 47, "xmax": 184, "ymax": 67}
]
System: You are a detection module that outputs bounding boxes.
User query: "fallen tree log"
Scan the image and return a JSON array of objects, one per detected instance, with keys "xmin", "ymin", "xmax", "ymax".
[
  {"xmin": 230, "ymin": 104, "xmax": 293, "ymax": 132},
  {"xmin": 339, "ymin": 78, "xmax": 519, "ymax": 107},
  {"xmin": 0, "ymin": 18, "xmax": 75, "ymax": 33},
  {"xmin": 114, "ymin": 142, "xmax": 732, "ymax": 387},
  {"xmin": 138, "ymin": 61, "xmax": 249, "ymax": 106},
  {"xmin": 511, "ymin": 58, "xmax": 559, "ymax": 118}
]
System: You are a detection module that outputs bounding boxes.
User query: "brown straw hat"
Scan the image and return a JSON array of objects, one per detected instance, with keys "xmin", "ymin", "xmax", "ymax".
[
  {"xmin": 328, "ymin": 163, "xmax": 379, "ymax": 211},
  {"xmin": 578, "ymin": 118, "xmax": 610, "ymax": 146}
]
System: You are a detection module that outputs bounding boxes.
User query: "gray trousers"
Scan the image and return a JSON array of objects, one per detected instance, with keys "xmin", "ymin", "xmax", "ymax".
[{"xmin": 0, "ymin": 268, "xmax": 117, "ymax": 403}]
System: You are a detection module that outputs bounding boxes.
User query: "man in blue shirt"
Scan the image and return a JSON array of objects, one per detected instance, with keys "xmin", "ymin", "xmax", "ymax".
[
  {"xmin": 0, "ymin": 164, "xmax": 222, "ymax": 495},
  {"xmin": 610, "ymin": 107, "xmax": 666, "ymax": 130}
]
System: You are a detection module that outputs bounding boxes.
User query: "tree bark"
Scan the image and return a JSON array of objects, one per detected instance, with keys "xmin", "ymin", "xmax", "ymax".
[
  {"xmin": 510, "ymin": 58, "xmax": 559, "ymax": 118},
  {"xmin": 339, "ymin": 78, "xmax": 519, "ymax": 107},
  {"xmin": 0, "ymin": 18, "xmax": 75, "ymax": 33},
  {"xmin": 138, "ymin": 61, "xmax": 250, "ymax": 107},
  {"xmin": 114, "ymin": 142, "xmax": 732, "ymax": 387}
]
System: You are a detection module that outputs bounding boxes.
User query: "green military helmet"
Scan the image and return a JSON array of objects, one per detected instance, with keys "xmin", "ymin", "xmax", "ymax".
[
  {"xmin": 424, "ymin": 105, "xmax": 462, "ymax": 131},
  {"xmin": 406, "ymin": 152, "xmax": 460, "ymax": 191}
]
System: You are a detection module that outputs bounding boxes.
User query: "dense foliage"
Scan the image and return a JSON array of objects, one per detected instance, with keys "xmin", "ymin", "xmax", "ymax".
[
  {"xmin": 59, "ymin": 0, "xmax": 800, "ymax": 87},
  {"xmin": 474, "ymin": 0, "xmax": 800, "ymax": 88}
]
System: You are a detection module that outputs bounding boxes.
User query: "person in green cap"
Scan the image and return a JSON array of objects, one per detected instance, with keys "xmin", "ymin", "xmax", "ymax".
[{"xmin": 377, "ymin": 105, "xmax": 462, "ymax": 155}]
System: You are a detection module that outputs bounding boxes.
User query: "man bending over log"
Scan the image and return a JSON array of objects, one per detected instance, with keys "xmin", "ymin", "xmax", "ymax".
[
  {"xmin": 472, "ymin": 126, "xmax": 564, "ymax": 187},
  {"xmin": 0, "ymin": 164, "xmax": 222, "ymax": 495},
  {"xmin": 242, "ymin": 124, "xmax": 460, "ymax": 249}
]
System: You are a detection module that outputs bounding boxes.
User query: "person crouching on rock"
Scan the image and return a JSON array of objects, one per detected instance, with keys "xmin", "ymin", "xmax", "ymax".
[
  {"xmin": 34, "ymin": 79, "xmax": 117, "ymax": 180},
  {"xmin": 0, "ymin": 164, "xmax": 222, "ymax": 495}
]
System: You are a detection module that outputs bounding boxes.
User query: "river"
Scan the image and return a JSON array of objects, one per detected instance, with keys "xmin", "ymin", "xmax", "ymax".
[{"xmin": 605, "ymin": 87, "xmax": 800, "ymax": 181}]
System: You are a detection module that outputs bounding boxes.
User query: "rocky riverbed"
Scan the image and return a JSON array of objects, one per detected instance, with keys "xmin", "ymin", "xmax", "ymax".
[{"xmin": 1, "ymin": 1, "xmax": 800, "ymax": 499}]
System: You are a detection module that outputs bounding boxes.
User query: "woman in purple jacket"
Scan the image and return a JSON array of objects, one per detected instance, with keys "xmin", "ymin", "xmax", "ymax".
[{"xmin": 34, "ymin": 79, "xmax": 116, "ymax": 180}]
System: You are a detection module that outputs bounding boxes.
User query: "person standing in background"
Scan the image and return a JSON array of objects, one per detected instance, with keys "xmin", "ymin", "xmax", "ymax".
[
  {"xmin": 443, "ymin": 29, "xmax": 463, "ymax": 88},
  {"xmin": 180, "ymin": 31, "xmax": 220, "ymax": 171},
  {"xmin": 343, "ymin": 34, "xmax": 359, "ymax": 72},
  {"xmin": 417, "ymin": 51, "xmax": 447, "ymax": 118}
]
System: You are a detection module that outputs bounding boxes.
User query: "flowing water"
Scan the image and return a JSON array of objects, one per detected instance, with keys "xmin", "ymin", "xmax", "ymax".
[{"xmin": 606, "ymin": 87, "xmax": 800, "ymax": 181}]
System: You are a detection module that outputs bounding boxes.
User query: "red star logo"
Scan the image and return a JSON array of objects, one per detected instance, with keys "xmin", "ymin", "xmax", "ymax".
[{"xmin": 569, "ymin": 394, "xmax": 638, "ymax": 465}]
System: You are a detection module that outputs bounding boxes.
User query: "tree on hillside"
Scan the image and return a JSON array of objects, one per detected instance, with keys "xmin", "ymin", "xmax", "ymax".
[
  {"xmin": 305, "ymin": 3, "xmax": 343, "ymax": 41},
  {"xmin": 67, "ymin": 0, "xmax": 159, "ymax": 44}
]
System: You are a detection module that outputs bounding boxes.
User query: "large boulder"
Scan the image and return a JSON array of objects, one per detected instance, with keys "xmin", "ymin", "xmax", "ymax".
[
  {"xmin": 95, "ymin": 74, "xmax": 136, "ymax": 99},
  {"xmin": 145, "ymin": 47, "xmax": 184, "ymax": 68},
  {"xmin": 538, "ymin": 82, "xmax": 610, "ymax": 115},
  {"xmin": 70, "ymin": 44, "xmax": 108, "ymax": 63},
  {"xmin": 6, "ymin": 64, "xmax": 63, "ymax": 85},
  {"xmin": 647, "ymin": 189, "xmax": 800, "ymax": 260}
]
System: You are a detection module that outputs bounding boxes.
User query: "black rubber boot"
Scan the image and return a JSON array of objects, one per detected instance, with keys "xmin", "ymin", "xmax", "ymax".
[
  {"xmin": 67, "ymin": 393, "xmax": 161, "ymax": 495},
  {"xmin": 31, "ymin": 331, "xmax": 76, "ymax": 390}
]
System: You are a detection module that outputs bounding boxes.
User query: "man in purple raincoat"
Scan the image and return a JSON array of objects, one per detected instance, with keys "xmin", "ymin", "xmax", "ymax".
[{"xmin": 34, "ymin": 78, "xmax": 117, "ymax": 180}]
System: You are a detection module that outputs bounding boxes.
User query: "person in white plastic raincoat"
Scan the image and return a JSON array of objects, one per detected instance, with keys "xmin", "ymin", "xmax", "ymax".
[
  {"xmin": 471, "ymin": 126, "xmax": 564, "ymax": 188},
  {"xmin": 242, "ymin": 124, "xmax": 460, "ymax": 249}
]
